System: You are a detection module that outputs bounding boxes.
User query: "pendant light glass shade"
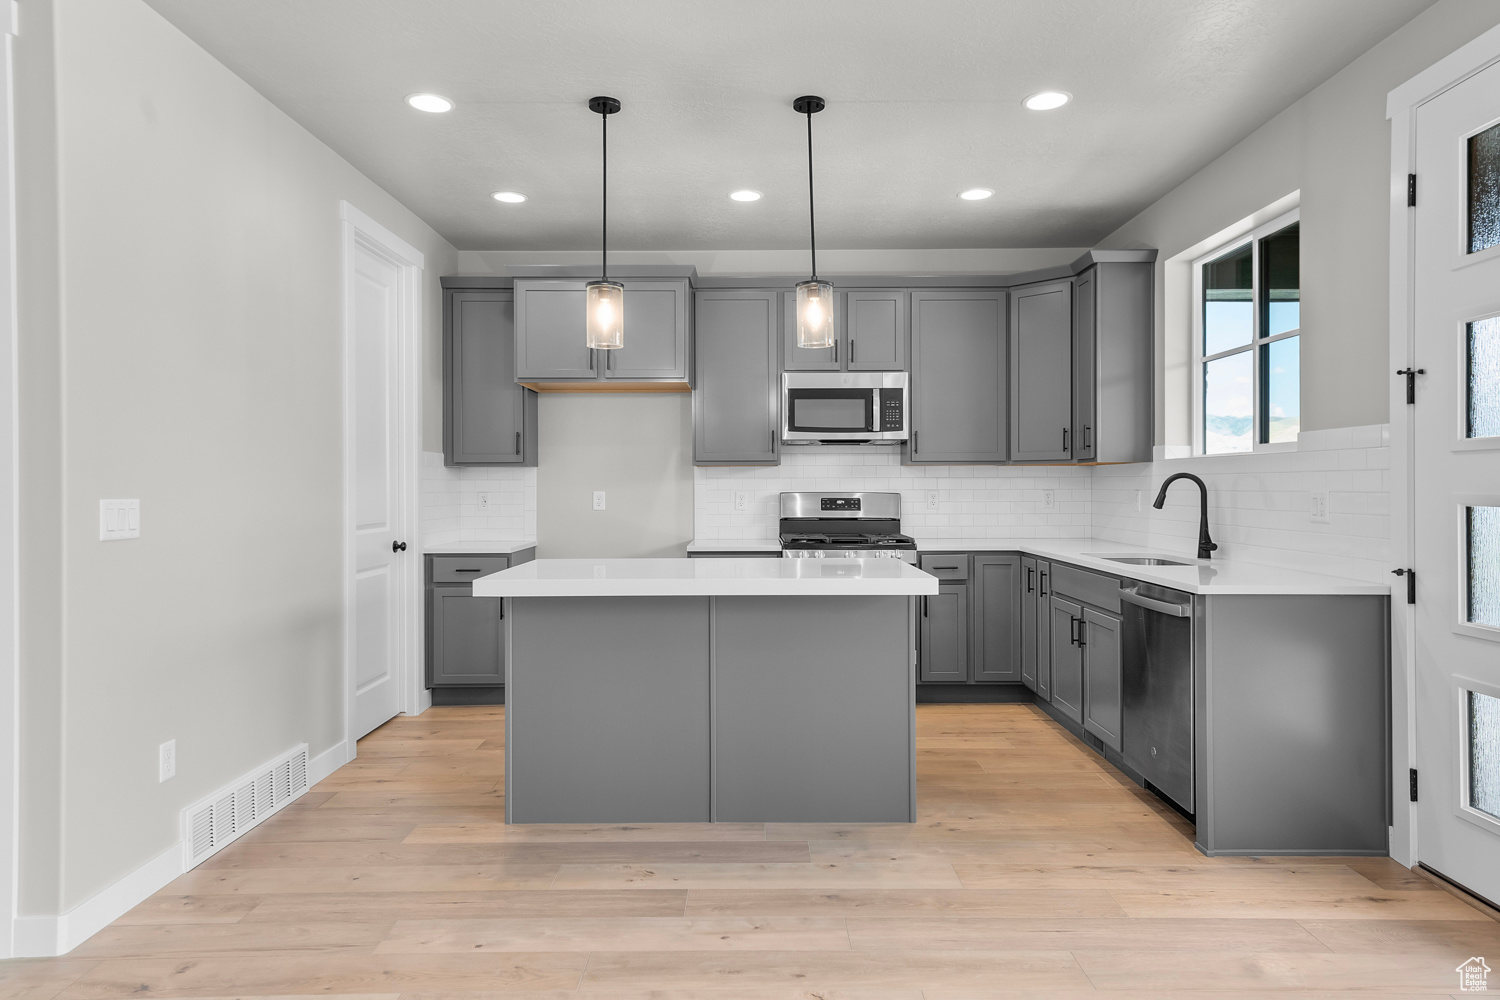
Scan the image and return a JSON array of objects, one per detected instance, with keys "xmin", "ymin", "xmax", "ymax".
[
  {"xmin": 585, "ymin": 279, "xmax": 624, "ymax": 350},
  {"xmin": 795, "ymin": 279, "xmax": 835, "ymax": 349}
]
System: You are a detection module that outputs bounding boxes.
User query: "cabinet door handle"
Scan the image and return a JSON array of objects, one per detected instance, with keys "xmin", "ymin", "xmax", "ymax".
[
  {"xmin": 607, "ymin": 350, "xmax": 613, "ymax": 371},
  {"xmin": 1062, "ymin": 426, "xmax": 1070, "ymax": 452},
  {"xmin": 1083, "ymin": 425, "xmax": 1092, "ymax": 449},
  {"xmin": 515, "ymin": 431, "xmax": 521, "ymax": 455},
  {"xmin": 922, "ymin": 596, "xmax": 928, "ymax": 618},
  {"xmin": 1076, "ymin": 618, "xmax": 1087, "ymax": 646},
  {"xmin": 1039, "ymin": 571, "xmax": 1048, "ymax": 597},
  {"xmin": 1026, "ymin": 566, "xmax": 1034, "ymax": 593},
  {"xmin": 912, "ymin": 429, "xmax": 918, "ymax": 454},
  {"xmin": 1069, "ymin": 617, "xmax": 1079, "ymax": 645},
  {"xmin": 850, "ymin": 340, "xmax": 856, "ymax": 365},
  {"xmin": 832, "ymin": 341, "xmax": 838, "ymax": 365}
]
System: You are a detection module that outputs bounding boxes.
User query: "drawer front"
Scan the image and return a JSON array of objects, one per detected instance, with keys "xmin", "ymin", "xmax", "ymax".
[
  {"xmin": 1050, "ymin": 563, "xmax": 1121, "ymax": 613},
  {"xmin": 919, "ymin": 553, "xmax": 970, "ymax": 581},
  {"xmin": 431, "ymin": 555, "xmax": 511, "ymax": 584}
]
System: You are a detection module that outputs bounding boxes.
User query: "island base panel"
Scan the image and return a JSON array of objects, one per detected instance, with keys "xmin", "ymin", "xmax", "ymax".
[
  {"xmin": 714, "ymin": 596, "xmax": 915, "ymax": 822},
  {"xmin": 507, "ymin": 596, "xmax": 711, "ymax": 823}
]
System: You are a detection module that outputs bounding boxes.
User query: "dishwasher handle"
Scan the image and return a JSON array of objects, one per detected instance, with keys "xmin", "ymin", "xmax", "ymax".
[{"xmin": 1119, "ymin": 585, "xmax": 1192, "ymax": 618}]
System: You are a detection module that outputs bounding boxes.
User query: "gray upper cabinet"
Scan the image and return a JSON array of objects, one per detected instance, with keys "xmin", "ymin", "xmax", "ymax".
[
  {"xmin": 919, "ymin": 583, "xmax": 968, "ymax": 683},
  {"xmin": 908, "ymin": 290, "xmax": 1007, "ymax": 464},
  {"xmin": 693, "ymin": 289, "xmax": 780, "ymax": 465},
  {"xmin": 971, "ymin": 554, "xmax": 1021, "ymax": 683},
  {"xmin": 514, "ymin": 281, "xmax": 598, "ymax": 380},
  {"xmin": 1075, "ymin": 261, "xmax": 1153, "ymax": 464},
  {"xmin": 846, "ymin": 291, "xmax": 908, "ymax": 370},
  {"xmin": 782, "ymin": 289, "xmax": 908, "ymax": 372},
  {"xmin": 515, "ymin": 278, "xmax": 690, "ymax": 382},
  {"xmin": 1010, "ymin": 279, "xmax": 1074, "ymax": 463},
  {"xmin": 1072, "ymin": 269, "xmax": 1098, "ymax": 461},
  {"xmin": 1049, "ymin": 595, "xmax": 1084, "ymax": 724},
  {"xmin": 1081, "ymin": 607, "xmax": 1123, "ymax": 751},
  {"xmin": 443, "ymin": 285, "xmax": 537, "ymax": 466}
]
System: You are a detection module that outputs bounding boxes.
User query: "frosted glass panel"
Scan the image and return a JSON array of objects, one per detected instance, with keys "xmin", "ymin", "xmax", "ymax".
[
  {"xmin": 1262, "ymin": 336, "xmax": 1300, "ymax": 444},
  {"xmin": 1470, "ymin": 506, "xmax": 1500, "ymax": 628},
  {"xmin": 1204, "ymin": 351, "xmax": 1253, "ymax": 454},
  {"xmin": 1470, "ymin": 690, "xmax": 1500, "ymax": 821},
  {"xmin": 1469, "ymin": 121, "xmax": 1500, "ymax": 254},
  {"xmin": 1470, "ymin": 315, "xmax": 1500, "ymax": 439},
  {"xmin": 1203, "ymin": 244, "xmax": 1252, "ymax": 355}
]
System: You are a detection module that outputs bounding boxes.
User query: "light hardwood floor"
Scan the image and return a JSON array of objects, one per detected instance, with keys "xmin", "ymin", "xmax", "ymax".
[{"xmin": 5, "ymin": 703, "xmax": 1498, "ymax": 999}]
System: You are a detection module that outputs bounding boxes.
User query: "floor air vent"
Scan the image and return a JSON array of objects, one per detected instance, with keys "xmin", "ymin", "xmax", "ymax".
[{"xmin": 182, "ymin": 743, "xmax": 309, "ymax": 869}]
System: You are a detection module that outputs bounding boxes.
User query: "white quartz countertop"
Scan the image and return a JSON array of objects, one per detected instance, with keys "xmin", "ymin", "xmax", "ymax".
[
  {"xmin": 423, "ymin": 540, "xmax": 537, "ymax": 555},
  {"xmin": 473, "ymin": 557, "xmax": 940, "ymax": 598},
  {"xmin": 910, "ymin": 537, "xmax": 1390, "ymax": 596}
]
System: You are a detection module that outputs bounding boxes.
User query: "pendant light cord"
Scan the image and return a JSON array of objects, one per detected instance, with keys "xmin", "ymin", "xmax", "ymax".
[
  {"xmin": 594, "ymin": 110, "xmax": 600, "ymax": 281},
  {"xmin": 805, "ymin": 110, "xmax": 817, "ymax": 281}
]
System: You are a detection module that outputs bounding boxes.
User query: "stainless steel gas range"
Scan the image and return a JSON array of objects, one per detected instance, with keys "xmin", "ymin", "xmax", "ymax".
[{"xmin": 779, "ymin": 491, "xmax": 918, "ymax": 563}]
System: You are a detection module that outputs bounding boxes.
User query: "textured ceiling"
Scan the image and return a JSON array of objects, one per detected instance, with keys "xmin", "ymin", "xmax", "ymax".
[{"xmin": 142, "ymin": 0, "xmax": 1436, "ymax": 251}]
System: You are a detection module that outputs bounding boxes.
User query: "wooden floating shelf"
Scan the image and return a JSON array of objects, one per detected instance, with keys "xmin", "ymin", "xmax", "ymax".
[{"xmin": 519, "ymin": 381, "xmax": 692, "ymax": 394}]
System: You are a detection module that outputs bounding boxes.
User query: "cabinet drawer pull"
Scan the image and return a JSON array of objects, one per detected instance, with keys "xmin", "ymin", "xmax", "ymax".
[{"xmin": 454, "ymin": 568, "xmax": 483, "ymax": 574}]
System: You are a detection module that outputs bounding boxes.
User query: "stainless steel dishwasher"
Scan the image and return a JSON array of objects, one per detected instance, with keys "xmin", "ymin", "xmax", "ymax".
[{"xmin": 1120, "ymin": 582, "xmax": 1195, "ymax": 814}]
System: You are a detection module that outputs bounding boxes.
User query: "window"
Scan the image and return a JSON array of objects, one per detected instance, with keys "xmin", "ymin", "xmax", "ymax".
[{"xmin": 1193, "ymin": 212, "xmax": 1300, "ymax": 454}]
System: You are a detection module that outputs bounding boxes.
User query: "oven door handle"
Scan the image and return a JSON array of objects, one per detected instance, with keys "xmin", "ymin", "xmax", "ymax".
[{"xmin": 1119, "ymin": 586, "xmax": 1192, "ymax": 618}]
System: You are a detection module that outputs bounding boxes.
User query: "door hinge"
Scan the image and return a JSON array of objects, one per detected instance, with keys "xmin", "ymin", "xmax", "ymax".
[
  {"xmin": 1407, "ymin": 173, "xmax": 1417, "ymax": 207},
  {"xmin": 1396, "ymin": 367, "xmax": 1425, "ymax": 404},
  {"xmin": 1409, "ymin": 767, "xmax": 1419, "ymax": 802},
  {"xmin": 1392, "ymin": 568, "xmax": 1415, "ymax": 604}
]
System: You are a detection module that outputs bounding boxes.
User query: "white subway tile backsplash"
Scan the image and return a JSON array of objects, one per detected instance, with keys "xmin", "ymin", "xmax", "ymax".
[{"xmin": 420, "ymin": 451, "xmax": 536, "ymax": 546}]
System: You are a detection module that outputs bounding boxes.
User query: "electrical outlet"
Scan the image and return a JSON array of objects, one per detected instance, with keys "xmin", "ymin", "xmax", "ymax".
[
  {"xmin": 734, "ymin": 491, "xmax": 748, "ymax": 512},
  {"xmin": 1310, "ymin": 490, "xmax": 1330, "ymax": 524},
  {"xmin": 1041, "ymin": 489, "xmax": 1056, "ymax": 511},
  {"xmin": 159, "ymin": 740, "xmax": 176, "ymax": 782},
  {"xmin": 926, "ymin": 490, "xmax": 940, "ymax": 511},
  {"xmin": 592, "ymin": 491, "xmax": 606, "ymax": 511},
  {"xmin": 100, "ymin": 499, "xmax": 141, "ymax": 541},
  {"xmin": 477, "ymin": 492, "xmax": 491, "ymax": 512},
  {"xmin": 1135, "ymin": 490, "xmax": 1144, "ymax": 512}
]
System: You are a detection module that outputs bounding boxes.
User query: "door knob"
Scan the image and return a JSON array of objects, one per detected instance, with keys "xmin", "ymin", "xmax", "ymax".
[{"xmin": 392, "ymin": 541, "xmax": 407, "ymax": 553}]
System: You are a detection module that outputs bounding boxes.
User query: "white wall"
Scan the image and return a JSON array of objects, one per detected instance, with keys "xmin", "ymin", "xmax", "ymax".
[
  {"xmin": 1098, "ymin": 0, "xmax": 1500, "ymax": 444},
  {"xmin": 537, "ymin": 394, "xmax": 694, "ymax": 558},
  {"xmin": 16, "ymin": 0, "xmax": 456, "ymax": 920}
]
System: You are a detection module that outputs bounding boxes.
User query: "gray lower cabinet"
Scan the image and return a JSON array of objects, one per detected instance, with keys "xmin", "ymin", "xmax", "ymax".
[
  {"xmin": 919, "ymin": 583, "xmax": 968, "ymax": 683},
  {"xmin": 971, "ymin": 554, "xmax": 1021, "ymax": 683},
  {"xmin": 694, "ymin": 289, "xmax": 780, "ymax": 465},
  {"xmin": 443, "ymin": 284, "xmax": 538, "ymax": 466},
  {"xmin": 1020, "ymin": 557, "xmax": 1038, "ymax": 690},
  {"xmin": 1010, "ymin": 278, "xmax": 1074, "ymax": 463},
  {"xmin": 425, "ymin": 550, "xmax": 534, "ymax": 698},
  {"xmin": 515, "ymin": 278, "xmax": 690, "ymax": 383},
  {"xmin": 1034, "ymin": 559, "xmax": 1053, "ymax": 700},
  {"xmin": 908, "ymin": 290, "xmax": 1008, "ymax": 463},
  {"xmin": 1049, "ymin": 596, "xmax": 1084, "ymax": 724},
  {"xmin": 1080, "ymin": 607, "xmax": 1123, "ymax": 751},
  {"xmin": 1074, "ymin": 261, "xmax": 1153, "ymax": 463}
]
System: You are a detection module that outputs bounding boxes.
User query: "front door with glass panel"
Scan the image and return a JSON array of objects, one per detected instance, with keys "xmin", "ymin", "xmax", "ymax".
[{"xmin": 1412, "ymin": 58, "xmax": 1500, "ymax": 904}]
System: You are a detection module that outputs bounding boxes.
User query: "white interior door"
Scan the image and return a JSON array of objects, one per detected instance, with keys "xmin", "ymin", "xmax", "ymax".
[
  {"xmin": 1412, "ymin": 58, "xmax": 1500, "ymax": 904},
  {"xmin": 349, "ymin": 235, "xmax": 410, "ymax": 740}
]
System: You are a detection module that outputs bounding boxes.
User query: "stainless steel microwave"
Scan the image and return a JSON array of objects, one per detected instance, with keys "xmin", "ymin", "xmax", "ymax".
[{"xmin": 781, "ymin": 371, "xmax": 909, "ymax": 444}]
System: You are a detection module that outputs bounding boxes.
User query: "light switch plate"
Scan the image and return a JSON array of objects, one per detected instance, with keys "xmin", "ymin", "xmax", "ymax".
[
  {"xmin": 159, "ymin": 740, "xmax": 176, "ymax": 782},
  {"xmin": 1310, "ymin": 490, "xmax": 1330, "ymax": 524},
  {"xmin": 100, "ymin": 499, "xmax": 140, "ymax": 541},
  {"xmin": 592, "ymin": 491, "xmax": 606, "ymax": 511}
]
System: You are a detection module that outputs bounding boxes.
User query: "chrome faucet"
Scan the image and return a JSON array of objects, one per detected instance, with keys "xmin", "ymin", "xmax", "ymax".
[{"xmin": 1153, "ymin": 473, "xmax": 1218, "ymax": 560}]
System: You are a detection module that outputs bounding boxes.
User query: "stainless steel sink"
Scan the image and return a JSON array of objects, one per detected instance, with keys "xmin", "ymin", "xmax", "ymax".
[{"xmin": 1095, "ymin": 555, "xmax": 1194, "ymax": 566}]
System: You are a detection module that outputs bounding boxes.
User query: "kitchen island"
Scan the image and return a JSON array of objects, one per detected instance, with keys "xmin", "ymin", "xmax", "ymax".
[{"xmin": 474, "ymin": 557, "xmax": 939, "ymax": 824}]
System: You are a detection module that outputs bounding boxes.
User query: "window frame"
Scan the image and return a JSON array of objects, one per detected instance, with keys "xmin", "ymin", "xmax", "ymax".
[{"xmin": 1191, "ymin": 207, "xmax": 1301, "ymax": 456}]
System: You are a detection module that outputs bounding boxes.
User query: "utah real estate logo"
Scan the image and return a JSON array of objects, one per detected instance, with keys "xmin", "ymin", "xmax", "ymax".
[{"xmin": 1458, "ymin": 956, "xmax": 1489, "ymax": 992}]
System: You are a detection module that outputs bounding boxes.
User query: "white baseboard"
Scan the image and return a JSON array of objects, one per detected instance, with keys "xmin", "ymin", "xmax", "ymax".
[
  {"xmin": 309, "ymin": 739, "xmax": 351, "ymax": 785},
  {"xmin": 13, "ymin": 842, "xmax": 182, "ymax": 957}
]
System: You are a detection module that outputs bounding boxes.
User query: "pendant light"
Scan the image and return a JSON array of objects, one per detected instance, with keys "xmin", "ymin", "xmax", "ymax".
[
  {"xmin": 585, "ymin": 96, "xmax": 624, "ymax": 350},
  {"xmin": 793, "ymin": 95, "xmax": 834, "ymax": 349}
]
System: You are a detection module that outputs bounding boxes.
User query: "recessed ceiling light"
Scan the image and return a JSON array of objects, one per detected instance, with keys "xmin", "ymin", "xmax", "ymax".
[
  {"xmin": 491, "ymin": 191, "xmax": 527, "ymax": 203},
  {"xmin": 406, "ymin": 93, "xmax": 454, "ymax": 113},
  {"xmin": 960, "ymin": 188, "xmax": 994, "ymax": 201},
  {"xmin": 1023, "ymin": 91, "xmax": 1071, "ymax": 111},
  {"xmin": 729, "ymin": 190, "xmax": 762, "ymax": 202}
]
